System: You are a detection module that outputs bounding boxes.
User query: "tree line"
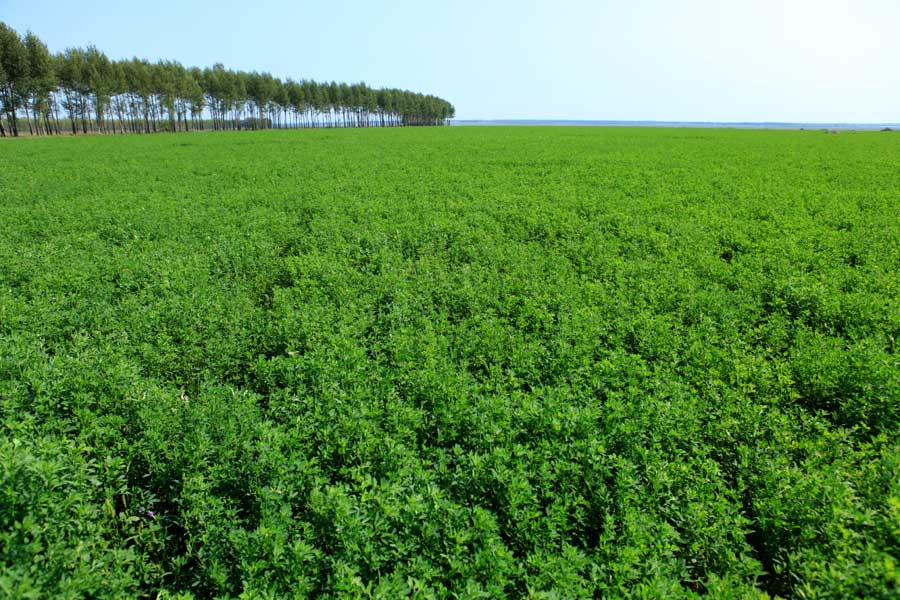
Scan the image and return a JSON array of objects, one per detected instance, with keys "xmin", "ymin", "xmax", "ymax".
[{"xmin": 0, "ymin": 22, "xmax": 455, "ymax": 137}]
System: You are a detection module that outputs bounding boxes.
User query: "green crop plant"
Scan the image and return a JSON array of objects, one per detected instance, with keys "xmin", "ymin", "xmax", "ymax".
[{"xmin": 1, "ymin": 126, "xmax": 898, "ymax": 598}]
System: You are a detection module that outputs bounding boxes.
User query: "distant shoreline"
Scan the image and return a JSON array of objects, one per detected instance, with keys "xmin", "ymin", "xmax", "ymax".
[{"xmin": 451, "ymin": 119, "xmax": 898, "ymax": 130}]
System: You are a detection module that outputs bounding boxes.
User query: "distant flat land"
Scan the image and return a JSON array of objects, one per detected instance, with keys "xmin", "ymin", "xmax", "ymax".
[
  {"xmin": 1, "ymin": 127, "xmax": 898, "ymax": 598},
  {"xmin": 452, "ymin": 118, "xmax": 900, "ymax": 129}
]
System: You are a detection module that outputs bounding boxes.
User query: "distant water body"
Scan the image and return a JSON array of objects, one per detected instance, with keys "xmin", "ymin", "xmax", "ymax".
[{"xmin": 451, "ymin": 119, "xmax": 899, "ymax": 130}]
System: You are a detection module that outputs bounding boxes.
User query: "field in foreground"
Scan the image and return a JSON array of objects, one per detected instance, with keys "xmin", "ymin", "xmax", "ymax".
[{"xmin": 1, "ymin": 127, "xmax": 899, "ymax": 598}]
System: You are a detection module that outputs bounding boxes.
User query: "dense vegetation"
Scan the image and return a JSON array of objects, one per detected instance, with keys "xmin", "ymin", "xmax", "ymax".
[
  {"xmin": 0, "ymin": 22, "xmax": 454, "ymax": 137},
  {"xmin": 1, "ymin": 126, "xmax": 899, "ymax": 598}
]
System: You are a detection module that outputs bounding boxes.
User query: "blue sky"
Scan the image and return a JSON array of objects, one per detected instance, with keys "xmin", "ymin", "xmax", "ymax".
[{"xmin": 3, "ymin": 0, "xmax": 899, "ymax": 122}]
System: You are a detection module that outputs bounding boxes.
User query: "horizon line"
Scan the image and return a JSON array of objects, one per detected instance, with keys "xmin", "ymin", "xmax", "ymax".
[{"xmin": 451, "ymin": 119, "xmax": 900, "ymax": 130}]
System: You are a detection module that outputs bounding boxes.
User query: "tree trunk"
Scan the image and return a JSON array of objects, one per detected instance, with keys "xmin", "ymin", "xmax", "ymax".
[
  {"xmin": 80, "ymin": 97, "xmax": 89, "ymax": 134},
  {"xmin": 33, "ymin": 104, "xmax": 42, "ymax": 136},
  {"xmin": 26, "ymin": 106, "xmax": 35, "ymax": 136}
]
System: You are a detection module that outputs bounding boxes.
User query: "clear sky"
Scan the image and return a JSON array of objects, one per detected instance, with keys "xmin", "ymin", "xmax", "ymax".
[{"xmin": 3, "ymin": 0, "xmax": 899, "ymax": 122}]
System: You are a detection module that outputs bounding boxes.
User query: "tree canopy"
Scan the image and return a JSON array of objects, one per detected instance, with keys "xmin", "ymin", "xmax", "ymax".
[{"xmin": 0, "ymin": 22, "xmax": 455, "ymax": 136}]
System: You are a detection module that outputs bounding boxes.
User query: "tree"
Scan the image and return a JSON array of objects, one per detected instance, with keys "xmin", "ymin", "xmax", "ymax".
[
  {"xmin": 0, "ymin": 31, "xmax": 6, "ymax": 136},
  {"xmin": 0, "ymin": 23, "xmax": 28, "ymax": 136},
  {"xmin": 23, "ymin": 31, "xmax": 55, "ymax": 135},
  {"xmin": 85, "ymin": 45, "xmax": 113, "ymax": 132},
  {"xmin": 186, "ymin": 67, "xmax": 205, "ymax": 130},
  {"xmin": 108, "ymin": 61, "xmax": 128, "ymax": 133},
  {"xmin": 56, "ymin": 48, "xmax": 89, "ymax": 134},
  {"xmin": 123, "ymin": 58, "xmax": 152, "ymax": 133}
]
